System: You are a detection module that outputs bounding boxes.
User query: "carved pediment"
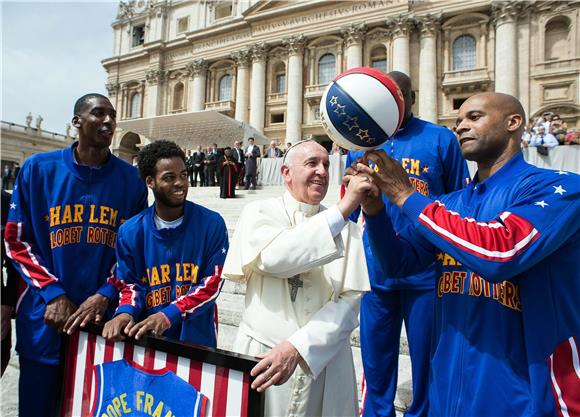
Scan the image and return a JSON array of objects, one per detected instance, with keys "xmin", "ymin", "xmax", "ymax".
[{"xmin": 243, "ymin": 0, "xmax": 295, "ymax": 17}]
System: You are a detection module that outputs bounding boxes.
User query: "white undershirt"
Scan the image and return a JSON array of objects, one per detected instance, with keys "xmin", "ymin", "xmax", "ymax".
[{"xmin": 154, "ymin": 213, "xmax": 183, "ymax": 230}]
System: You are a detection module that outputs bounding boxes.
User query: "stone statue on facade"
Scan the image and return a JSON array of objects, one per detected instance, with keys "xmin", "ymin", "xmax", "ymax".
[
  {"xmin": 35, "ymin": 115, "xmax": 43, "ymax": 130},
  {"xmin": 25, "ymin": 112, "xmax": 33, "ymax": 128}
]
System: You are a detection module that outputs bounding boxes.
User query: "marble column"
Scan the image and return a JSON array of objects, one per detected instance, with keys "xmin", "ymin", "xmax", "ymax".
[
  {"xmin": 283, "ymin": 35, "xmax": 306, "ymax": 142},
  {"xmin": 342, "ymin": 23, "xmax": 366, "ymax": 69},
  {"xmin": 387, "ymin": 15, "xmax": 412, "ymax": 75},
  {"xmin": 186, "ymin": 59, "xmax": 208, "ymax": 112},
  {"xmin": 250, "ymin": 43, "xmax": 268, "ymax": 133},
  {"xmin": 417, "ymin": 15, "xmax": 439, "ymax": 123},
  {"xmin": 232, "ymin": 50, "xmax": 251, "ymax": 122},
  {"xmin": 145, "ymin": 69, "xmax": 166, "ymax": 117},
  {"xmin": 493, "ymin": 2, "xmax": 519, "ymax": 96}
]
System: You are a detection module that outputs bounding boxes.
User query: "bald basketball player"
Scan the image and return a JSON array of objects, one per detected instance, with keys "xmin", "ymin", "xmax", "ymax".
[{"xmin": 347, "ymin": 92, "xmax": 580, "ymax": 416}]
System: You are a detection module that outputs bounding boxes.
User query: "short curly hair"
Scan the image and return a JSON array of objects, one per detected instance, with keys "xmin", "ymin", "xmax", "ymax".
[{"xmin": 138, "ymin": 140, "xmax": 186, "ymax": 180}]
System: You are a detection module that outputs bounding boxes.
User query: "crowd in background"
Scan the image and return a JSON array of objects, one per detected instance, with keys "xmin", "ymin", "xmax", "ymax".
[{"xmin": 522, "ymin": 111, "xmax": 580, "ymax": 148}]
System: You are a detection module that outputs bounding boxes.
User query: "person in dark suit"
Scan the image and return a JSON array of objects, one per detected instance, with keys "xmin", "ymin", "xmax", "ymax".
[
  {"xmin": 264, "ymin": 140, "xmax": 283, "ymax": 158},
  {"xmin": 185, "ymin": 149, "xmax": 194, "ymax": 187},
  {"xmin": 192, "ymin": 145, "xmax": 205, "ymax": 187},
  {"xmin": 233, "ymin": 141, "xmax": 246, "ymax": 187},
  {"xmin": 244, "ymin": 137, "xmax": 260, "ymax": 190},
  {"xmin": 204, "ymin": 145, "xmax": 218, "ymax": 186}
]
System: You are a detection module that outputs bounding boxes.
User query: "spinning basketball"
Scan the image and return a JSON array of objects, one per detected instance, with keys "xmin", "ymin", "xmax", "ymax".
[{"xmin": 320, "ymin": 67, "xmax": 404, "ymax": 151}]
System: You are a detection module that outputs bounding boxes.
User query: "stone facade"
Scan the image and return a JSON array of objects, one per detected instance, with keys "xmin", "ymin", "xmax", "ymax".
[
  {"xmin": 103, "ymin": 0, "xmax": 580, "ymax": 149},
  {"xmin": 1, "ymin": 120, "xmax": 72, "ymax": 173}
]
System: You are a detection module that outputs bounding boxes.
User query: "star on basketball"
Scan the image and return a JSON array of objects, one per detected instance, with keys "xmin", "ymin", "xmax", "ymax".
[
  {"xmin": 556, "ymin": 170, "xmax": 569, "ymax": 175},
  {"xmin": 342, "ymin": 115, "xmax": 359, "ymax": 131},
  {"xmin": 329, "ymin": 96, "xmax": 338, "ymax": 106},
  {"xmin": 10, "ymin": 202, "xmax": 16, "ymax": 210},
  {"xmin": 221, "ymin": 247, "xmax": 227, "ymax": 254},
  {"xmin": 436, "ymin": 252, "xmax": 444, "ymax": 261},
  {"xmin": 553, "ymin": 185, "xmax": 566, "ymax": 195},
  {"xmin": 333, "ymin": 104, "xmax": 346, "ymax": 116},
  {"xmin": 422, "ymin": 166, "xmax": 429, "ymax": 173},
  {"xmin": 534, "ymin": 200, "xmax": 549, "ymax": 208},
  {"xmin": 356, "ymin": 129, "xmax": 370, "ymax": 142}
]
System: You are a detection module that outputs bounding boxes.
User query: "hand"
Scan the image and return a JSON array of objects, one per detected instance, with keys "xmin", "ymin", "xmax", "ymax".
[
  {"xmin": 250, "ymin": 341, "xmax": 301, "ymax": 392},
  {"xmin": 102, "ymin": 313, "xmax": 134, "ymax": 341},
  {"xmin": 64, "ymin": 293, "xmax": 109, "ymax": 335},
  {"xmin": 354, "ymin": 150, "xmax": 415, "ymax": 208},
  {"xmin": 127, "ymin": 312, "xmax": 170, "ymax": 340},
  {"xmin": 44, "ymin": 295, "xmax": 77, "ymax": 333},
  {"xmin": 338, "ymin": 174, "xmax": 379, "ymax": 218},
  {"xmin": 1, "ymin": 305, "xmax": 14, "ymax": 340}
]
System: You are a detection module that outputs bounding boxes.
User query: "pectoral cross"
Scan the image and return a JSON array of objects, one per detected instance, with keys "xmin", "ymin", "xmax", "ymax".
[{"xmin": 288, "ymin": 275, "xmax": 303, "ymax": 302}]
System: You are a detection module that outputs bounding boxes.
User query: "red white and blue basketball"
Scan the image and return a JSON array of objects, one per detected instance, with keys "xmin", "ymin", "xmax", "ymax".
[{"xmin": 320, "ymin": 67, "xmax": 404, "ymax": 151}]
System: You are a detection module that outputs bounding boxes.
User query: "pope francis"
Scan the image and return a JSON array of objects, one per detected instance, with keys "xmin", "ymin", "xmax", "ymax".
[{"xmin": 223, "ymin": 140, "xmax": 372, "ymax": 416}]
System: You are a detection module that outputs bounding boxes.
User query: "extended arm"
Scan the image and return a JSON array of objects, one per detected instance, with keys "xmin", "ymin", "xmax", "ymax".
[{"xmin": 363, "ymin": 151, "xmax": 580, "ymax": 282}]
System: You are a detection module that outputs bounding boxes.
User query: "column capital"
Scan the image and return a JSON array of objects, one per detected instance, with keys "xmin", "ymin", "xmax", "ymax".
[
  {"xmin": 416, "ymin": 14, "xmax": 441, "ymax": 38},
  {"xmin": 367, "ymin": 28, "xmax": 390, "ymax": 43},
  {"xmin": 386, "ymin": 14, "xmax": 414, "ymax": 39},
  {"xmin": 492, "ymin": 1, "xmax": 525, "ymax": 26},
  {"xmin": 231, "ymin": 50, "xmax": 252, "ymax": 68},
  {"xmin": 145, "ymin": 69, "xmax": 167, "ymax": 85},
  {"xmin": 105, "ymin": 82, "xmax": 120, "ymax": 96},
  {"xmin": 185, "ymin": 59, "xmax": 208, "ymax": 78},
  {"xmin": 251, "ymin": 42, "xmax": 269, "ymax": 62},
  {"xmin": 341, "ymin": 23, "xmax": 367, "ymax": 47},
  {"xmin": 282, "ymin": 35, "xmax": 307, "ymax": 56}
]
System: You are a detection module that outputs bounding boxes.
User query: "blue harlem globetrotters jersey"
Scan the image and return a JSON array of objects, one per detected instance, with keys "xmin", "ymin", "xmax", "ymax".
[
  {"xmin": 346, "ymin": 115, "xmax": 470, "ymax": 291},
  {"xmin": 4, "ymin": 142, "xmax": 148, "ymax": 364},
  {"xmin": 114, "ymin": 201, "xmax": 228, "ymax": 348},
  {"xmin": 90, "ymin": 359, "xmax": 207, "ymax": 417},
  {"xmin": 365, "ymin": 153, "xmax": 580, "ymax": 416}
]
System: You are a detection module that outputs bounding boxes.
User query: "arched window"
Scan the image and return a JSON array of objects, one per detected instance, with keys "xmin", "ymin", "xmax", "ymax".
[
  {"xmin": 218, "ymin": 74, "xmax": 232, "ymax": 101},
  {"xmin": 318, "ymin": 54, "xmax": 336, "ymax": 85},
  {"xmin": 173, "ymin": 82, "xmax": 184, "ymax": 110},
  {"xmin": 452, "ymin": 35, "xmax": 476, "ymax": 70},
  {"xmin": 370, "ymin": 46, "xmax": 387, "ymax": 73},
  {"xmin": 130, "ymin": 92, "xmax": 141, "ymax": 118},
  {"xmin": 545, "ymin": 17, "xmax": 570, "ymax": 61},
  {"xmin": 272, "ymin": 62, "xmax": 286, "ymax": 93}
]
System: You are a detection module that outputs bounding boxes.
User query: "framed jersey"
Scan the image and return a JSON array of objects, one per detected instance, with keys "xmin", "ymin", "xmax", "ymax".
[{"xmin": 59, "ymin": 323, "xmax": 264, "ymax": 417}]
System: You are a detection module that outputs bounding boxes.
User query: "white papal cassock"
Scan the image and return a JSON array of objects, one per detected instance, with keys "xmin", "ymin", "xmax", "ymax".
[{"xmin": 223, "ymin": 192, "xmax": 370, "ymax": 417}]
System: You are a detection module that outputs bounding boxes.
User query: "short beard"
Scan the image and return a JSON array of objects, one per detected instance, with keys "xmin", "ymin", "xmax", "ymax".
[{"xmin": 152, "ymin": 188, "xmax": 185, "ymax": 209}]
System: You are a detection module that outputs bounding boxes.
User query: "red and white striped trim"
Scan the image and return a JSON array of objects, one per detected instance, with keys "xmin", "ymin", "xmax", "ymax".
[
  {"xmin": 419, "ymin": 201, "xmax": 539, "ymax": 261},
  {"xmin": 175, "ymin": 265, "xmax": 224, "ymax": 316},
  {"xmin": 118, "ymin": 283, "xmax": 138, "ymax": 308},
  {"xmin": 4, "ymin": 221, "xmax": 58, "ymax": 288},
  {"xmin": 548, "ymin": 336, "xmax": 580, "ymax": 417},
  {"xmin": 359, "ymin": 373, "xmax": 367, "ymax": 416}
]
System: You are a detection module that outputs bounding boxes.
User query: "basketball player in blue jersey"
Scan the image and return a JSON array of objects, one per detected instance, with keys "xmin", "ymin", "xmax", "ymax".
[
  {"xmin": 346, "ymin": 72, "xmax": 469, "ymax": 417},
  {"xmin": 349, "ymin": 92, "xmax": 579, "ymax": 416},
  {"xmin": 103, "ymin": 140, "xmax": 228, "ymax": 348},
  {"xmin": 5, "ymin": 93, "xmax": 148, "ymax": 417}
]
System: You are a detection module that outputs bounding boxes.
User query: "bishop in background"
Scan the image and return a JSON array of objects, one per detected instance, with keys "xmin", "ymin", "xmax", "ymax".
[{"xmin": 223, "ymin": 139, "xmax": 372, "ymax": 416}]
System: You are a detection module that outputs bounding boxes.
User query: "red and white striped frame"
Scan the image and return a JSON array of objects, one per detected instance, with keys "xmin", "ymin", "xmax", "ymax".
[{"xmin": 60, "ymin": 327, "xmax": 261, "ymax": 417}]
